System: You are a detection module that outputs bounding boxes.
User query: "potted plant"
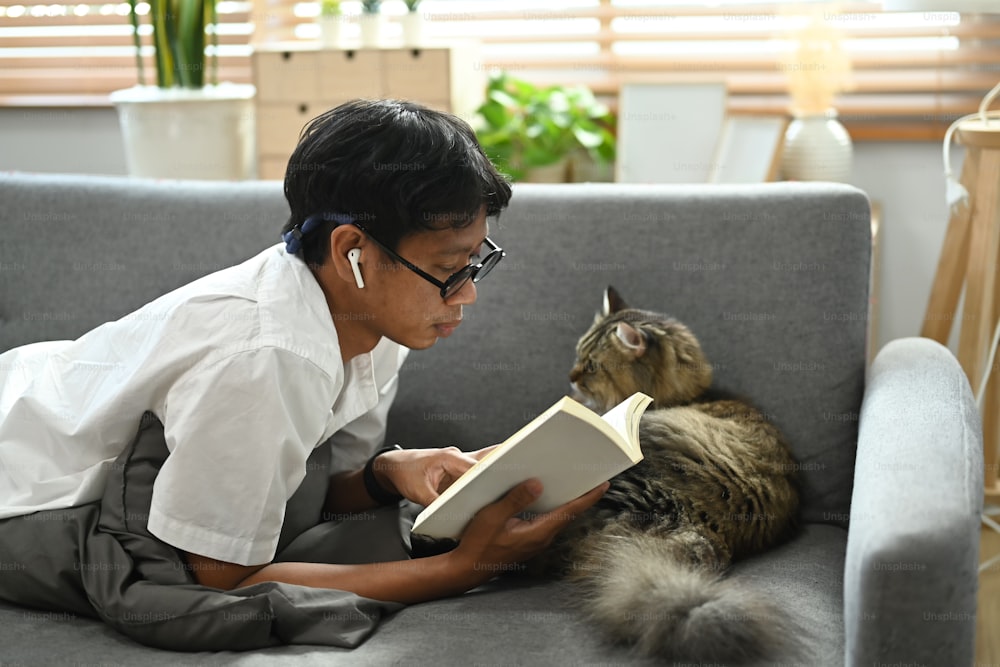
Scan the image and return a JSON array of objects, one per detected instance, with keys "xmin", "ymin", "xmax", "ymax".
[
  {"xmin": 319, "ymin": 0, "xmax": 344, "ymax": 48},
  {"xmin": 401, "ymin": 0, "xmax": 424, "ymax": 47},
  {"xmin": 110, "ymin": 0, "xmax": 256, "ymax": 179},
  {"xmin": 474, "ymin": 72, "xmax": 616, "ymax": 183},
  {"xmin": 359, "ymin": 0, "xmax": 383, "ymax": 47}
]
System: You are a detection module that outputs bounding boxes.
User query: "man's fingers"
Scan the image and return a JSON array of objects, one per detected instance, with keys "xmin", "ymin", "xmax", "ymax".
[
  {"xmin": 471, "ymin": 444, "xmax": 500, "ymax": 461},
  {"xmin": 487, "ymin": 478, "xmax": 543, "ymax": 520},
  {"xmin": 439, "ymin": 452, "xmax": 478, "ymax": 478},
  {"xmin": 427, "ymin": 450, "xmax": 479, "ymax": 493}
]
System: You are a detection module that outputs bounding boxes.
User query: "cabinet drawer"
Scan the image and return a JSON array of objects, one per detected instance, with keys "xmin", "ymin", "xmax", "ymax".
[
  {"xmin": 382, "ymin": 48, "xmax": 450, "ymax": 101},
  {"xmin": 316, "ymin": 49, "xmax": 383, "ymax": 102},
  {"xmin": 255, "ymin": 102, "xmax": 318, "ymax": 156},
  {"xmin": 253, "ymin": 51, "xmax": 321, "ymax": 103}
]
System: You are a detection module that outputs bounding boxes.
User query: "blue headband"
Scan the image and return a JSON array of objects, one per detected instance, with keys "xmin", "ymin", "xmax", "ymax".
[{"xmin": 282, "ymin": 212, "xmax": 355, "ymax": 255}]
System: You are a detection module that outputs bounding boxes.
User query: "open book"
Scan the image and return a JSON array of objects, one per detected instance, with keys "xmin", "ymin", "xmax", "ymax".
[{"xmin": 411, "ymin": 392, "xmax": 654, "ymax": 540}]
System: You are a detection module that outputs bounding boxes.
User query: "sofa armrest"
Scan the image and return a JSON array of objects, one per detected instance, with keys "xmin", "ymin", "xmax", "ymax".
[{"xmin": 844, "ymin": 337, "xmax": 983, "ymax": 666}]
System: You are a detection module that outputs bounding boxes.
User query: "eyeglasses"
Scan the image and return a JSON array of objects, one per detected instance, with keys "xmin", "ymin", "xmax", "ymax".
[{"xmin": 353, "ymin": 222, "xmax": 505, "ymax": 300}]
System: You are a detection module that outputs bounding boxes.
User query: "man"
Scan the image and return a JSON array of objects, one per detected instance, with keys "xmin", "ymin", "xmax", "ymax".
[{"xmin": 0, "ymin": 99, "xmax": 606, "ymax": 612}]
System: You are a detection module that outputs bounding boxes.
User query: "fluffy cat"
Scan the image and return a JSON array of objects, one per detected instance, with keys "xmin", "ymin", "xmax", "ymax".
[{"xmin": 528, "ymin": 286, "xmax": 802, "ymax": 663}]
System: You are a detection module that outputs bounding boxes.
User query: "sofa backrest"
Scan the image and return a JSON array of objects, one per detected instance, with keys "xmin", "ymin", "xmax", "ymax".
[
  {"xmin": 0, "ymin": 174, "xmax": 870, "ymax": 525},
  {"xmin": 384, "ymin": 183, "xmax": 872, "ymax": 526},
  {"xmin": 0, "ymin": 173, "xmax": 288, "ymax": 349}
]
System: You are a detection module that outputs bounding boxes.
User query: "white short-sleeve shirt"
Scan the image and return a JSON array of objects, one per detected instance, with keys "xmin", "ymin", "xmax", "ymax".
[{"xmin": 0, "ymin": 243, "xmax": 408, "ymax": 565}]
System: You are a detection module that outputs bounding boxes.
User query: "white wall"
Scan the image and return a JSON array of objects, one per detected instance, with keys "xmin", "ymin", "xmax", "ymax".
[
  {"xmin": 0, "ymin": 107, "xmax": 962, "ymax": 357},
  {"xmin": 850, "ymin": 140, "xmax": 962, "ymax": 357}
]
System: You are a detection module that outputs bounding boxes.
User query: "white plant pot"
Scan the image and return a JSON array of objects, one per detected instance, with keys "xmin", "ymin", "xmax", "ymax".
[
  {"xmin": 319, "ymin": 15, "xmax": 344, "ymax": 48},
  {"xmin": 568, "ymin": 150, "xmax": 613, "ymax": 183},
  {"xmin": 523, "ymin": 161, "xmax": 569, "ymax": 184},
  {"xmin": 401, "ymin": 12, "xmax": 425, "ymax": 47},
  {"xmin": 110, "ymin": 83, "xmax": 256, "ymax": 180},
  {"xmin": 359, "ymin": 12, "xmax": 383, "ymax": 47},
  {"xmin": 781, "ymin": 110, "xmax": 853, "ymax": 183}
]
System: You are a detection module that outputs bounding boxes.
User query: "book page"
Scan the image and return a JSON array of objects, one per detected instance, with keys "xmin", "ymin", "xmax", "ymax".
[{"xmin": 600, "ymin": 392, "xmax": 652, "ymax": 460}]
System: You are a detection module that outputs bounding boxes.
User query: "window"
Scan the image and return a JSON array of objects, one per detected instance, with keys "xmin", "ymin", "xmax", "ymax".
[
  {"xmin": 2, "ymin": 0, "xmax": 998, "ymax": 140},
  {"xmin": 0, "ymin": 0, "xmax": 253, "ymax": 103}
]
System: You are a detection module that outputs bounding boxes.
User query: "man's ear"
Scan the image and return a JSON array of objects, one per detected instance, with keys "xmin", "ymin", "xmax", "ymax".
[{"xmin": 328, "ymin": 224, "xmax": 369, "ymax": 286}]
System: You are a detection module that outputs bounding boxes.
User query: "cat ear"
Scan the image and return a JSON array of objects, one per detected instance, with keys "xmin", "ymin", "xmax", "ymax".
[
  {"xmin": 603, "ymin": 285, "xmax": 629, "ymax": 316},
  {"xmin": 615, "ymin": 321, "xmax": 647, "ymax": 357}
]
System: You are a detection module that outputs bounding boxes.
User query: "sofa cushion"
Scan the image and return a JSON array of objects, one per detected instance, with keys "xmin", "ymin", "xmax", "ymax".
[{"xmin": 0, "ymin": 522, "xmax": 847, "ymax": 665}]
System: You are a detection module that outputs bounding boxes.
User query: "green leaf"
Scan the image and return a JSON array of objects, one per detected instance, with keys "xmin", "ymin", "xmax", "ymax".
[
  {"xmin": 487, "ymin": 88, "xmax": 518, "ymax": 110},
  {"xmin": 478, "ymin": 102, "xmax": 511, "ymax": 130},
  {"xmin": 522, "ymin": 146, "xmax": 561, "ymax": 168},
  {"xmin": 126, "ymin": 0, "xmax": 144, "ymax": 85},
  {"xmin": 150, "ymin": 0, "xmax": 175, "ymax": 87},
  {"xmin": 475, "ymin": 131, "xmax": 512, "ymax": 149},
  {"xmin": 177, "ymin": 0, "xmax": 205, "ymax": 87},
  {"xmin": 207, "ymin": 0, "xmax": 217, "ymax": 85},
  {"xmin": 572, "ymin": 125, "xmax": 604, "ymax": 149},
  {"xmin": 547, "ymin": 90, "xmax": 570, "ymax": 114}
]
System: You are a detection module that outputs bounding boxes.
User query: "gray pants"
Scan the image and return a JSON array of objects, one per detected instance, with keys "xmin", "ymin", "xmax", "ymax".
[{"xmin": 0, "ymin": 414, "xmax": 416, "ymax": 650}]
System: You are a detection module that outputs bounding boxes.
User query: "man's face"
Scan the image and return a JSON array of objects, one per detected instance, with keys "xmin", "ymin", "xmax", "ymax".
[{"xmin": 363, "ymin": 211, "xmax": 489, "ymax": 350}]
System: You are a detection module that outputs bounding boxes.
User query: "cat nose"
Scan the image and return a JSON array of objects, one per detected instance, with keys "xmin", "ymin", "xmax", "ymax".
[{"xmin": 569, "ymin": 368, "xmax": 581, "ymax": 383}]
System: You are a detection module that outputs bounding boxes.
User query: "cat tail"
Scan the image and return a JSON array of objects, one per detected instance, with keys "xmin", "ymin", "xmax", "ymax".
[{"xmin": 573, "ymin": 529, "xmax": 805, "ymax": 663}]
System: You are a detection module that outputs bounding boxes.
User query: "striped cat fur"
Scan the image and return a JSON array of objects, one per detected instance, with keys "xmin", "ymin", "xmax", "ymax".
[{"xmin": 528, "ymin": 286, "xmax": 803, "ymax": 663}]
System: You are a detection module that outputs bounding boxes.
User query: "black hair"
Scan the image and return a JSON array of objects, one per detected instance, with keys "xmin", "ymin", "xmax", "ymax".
[{"xmin": 282, "ymin": 99, "xmax": 512, "ymax": 268}]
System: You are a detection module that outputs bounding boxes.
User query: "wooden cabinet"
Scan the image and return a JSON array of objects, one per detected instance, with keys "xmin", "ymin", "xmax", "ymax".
[{"xmin": 251, "ymin": 43, "xmax": 484, "ymax": 180}]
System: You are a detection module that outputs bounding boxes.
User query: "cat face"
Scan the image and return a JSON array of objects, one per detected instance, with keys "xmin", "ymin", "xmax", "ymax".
[{"xmin": 569, "ymin": 286, "xmax": 713, "ymax": 411}]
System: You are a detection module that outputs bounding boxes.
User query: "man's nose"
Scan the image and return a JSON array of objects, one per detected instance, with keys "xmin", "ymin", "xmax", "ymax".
[{"xmin": 445, "ymin": 279, "xmax": 477, "ymax": 306}]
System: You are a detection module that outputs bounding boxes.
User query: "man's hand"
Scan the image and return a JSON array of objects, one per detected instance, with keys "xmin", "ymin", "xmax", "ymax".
[
  {"xmin": 373, "ymin": 445, "xmax": 496, "ymax": 506},
  {"xmin": 447, "ymin": 478, "xmax": 609, "ymax": 576}
]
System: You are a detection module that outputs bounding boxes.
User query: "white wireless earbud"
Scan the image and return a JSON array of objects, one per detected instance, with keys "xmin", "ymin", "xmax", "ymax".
[{"xmin": 347, "ymin": 248, "xmax": 365, "ymax": 289}]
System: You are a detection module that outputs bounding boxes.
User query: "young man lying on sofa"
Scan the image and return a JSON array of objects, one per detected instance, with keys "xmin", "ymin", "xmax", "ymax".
[{"xmin": 0, "ymin": 99, "xmax": 607, "ymax": 650}]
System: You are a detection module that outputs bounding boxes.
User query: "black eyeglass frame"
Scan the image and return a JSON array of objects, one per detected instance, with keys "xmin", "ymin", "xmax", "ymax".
[{"xmin": 352, "ymin": 222, "xmax": 505, "ymax": 299}]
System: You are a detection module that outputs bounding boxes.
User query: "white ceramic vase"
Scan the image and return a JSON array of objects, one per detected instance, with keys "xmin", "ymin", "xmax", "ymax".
[
  {"xmin": 110, "ymin": 83, "xmax": 256, "ymax": 180},
  {"xmin": 523, "ymin": 161, "xmax": 569, "ymax": 184},
  {"xmin": 401, "ymin": 12, "xmax": 425, "ymax": 47},
  {"xmin": 781, "ymin": 110, "xmax": 853, "ymax": 182},
  {"xmin": 359, "ymin": 12, "xmax": 383, "ymax": 47},
  {"xmin": 567, "ymin": 151, "xmax": 614, "ymax": 183}
]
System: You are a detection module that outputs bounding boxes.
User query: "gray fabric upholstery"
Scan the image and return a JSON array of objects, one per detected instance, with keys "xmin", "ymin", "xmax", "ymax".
[
  {"xmin": 0, "ymin": 174, "xmax": 287, "ymax": 351},
  {"xmin": 845, "ymin": 337, "xmax": 983, "ymax": 666},
  {"xmin": 0, "ymin": 172, "xmax": 982, "ymax": 665}
]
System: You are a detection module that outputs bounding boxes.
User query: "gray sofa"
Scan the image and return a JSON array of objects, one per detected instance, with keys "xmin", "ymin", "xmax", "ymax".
[{"xmin": 0, "ymin": 172, "xmax": 982, "ymax": 666}]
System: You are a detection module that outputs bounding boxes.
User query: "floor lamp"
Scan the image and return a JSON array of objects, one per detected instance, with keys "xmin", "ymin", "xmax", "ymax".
[
  {"xmin": 883, "ymin": 0, "xmax": 1000, "ymax": 570},
  {"xmin": 926, "ymin": 94, "xmax": 1000, "ymax": 574}
]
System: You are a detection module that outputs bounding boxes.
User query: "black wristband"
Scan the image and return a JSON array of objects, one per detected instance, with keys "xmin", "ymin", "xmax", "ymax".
[{"xmin": 362, "ymin": 444, "xmax": 404, "ymax": 505}]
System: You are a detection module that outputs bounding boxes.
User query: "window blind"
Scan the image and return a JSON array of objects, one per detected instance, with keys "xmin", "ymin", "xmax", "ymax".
[
  {"xmin": 0, "ymin": 0, "xmax": 253, "ymax": 103},
  {"xmin": 2, "ymin": 0, "xmax": 998, "ymax": 139}
]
